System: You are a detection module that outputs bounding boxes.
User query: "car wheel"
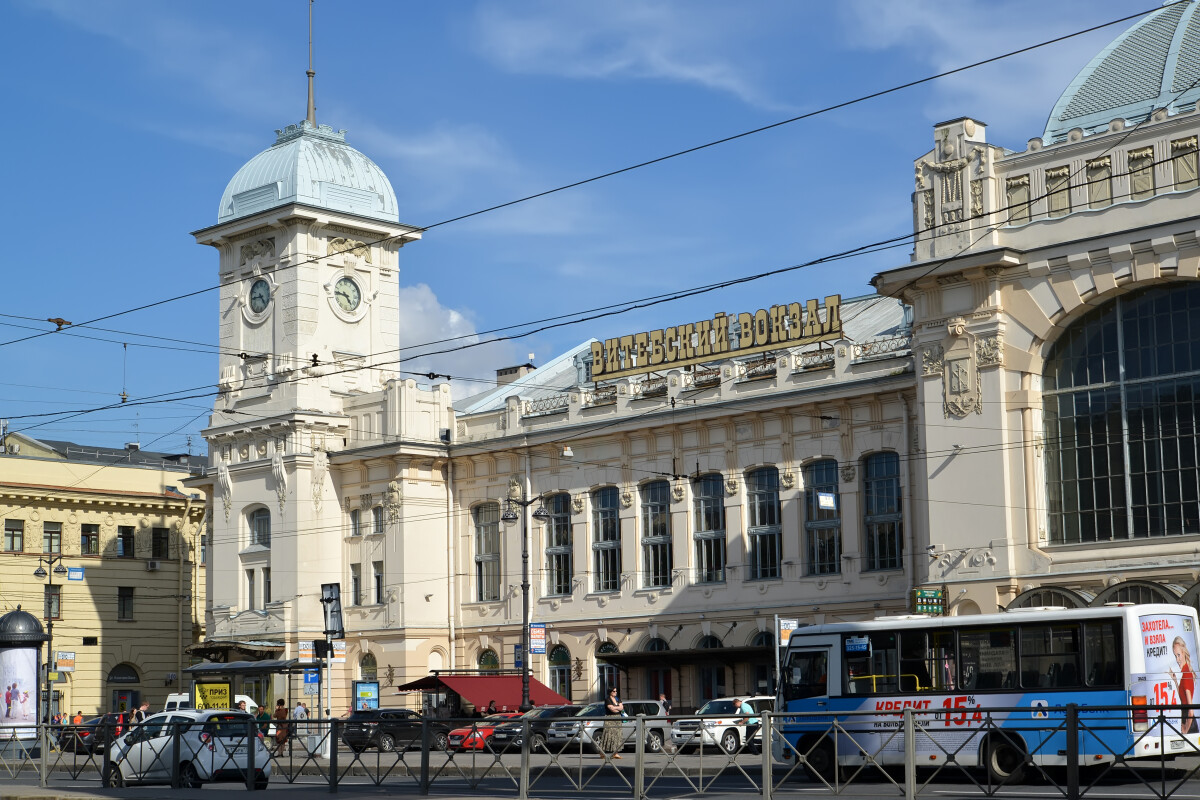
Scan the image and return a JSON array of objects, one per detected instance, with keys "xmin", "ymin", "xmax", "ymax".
[
  {"xmin": 254, "ymin": 777, "xmax": 270, "ymax": 790},
  {"xmin": 378, "ymin": 733, "xmax": 395, "ymax": 753},
  {"xmin": 646, "ymin": 729, "xmax": 665, "ymax": 753},
  {"xmin": 530, "ymin": 732, "xmax": 546, "ymax": 751},
  {"xmin": 180, "ymin": 761, "xmax": 203, "ymax": 789},
  {"xmin": 432, "ymin": 731, "xmax": 450, "ymax": 751},
  {"xmin": 985, "ymin": 737, "xmax": 1027, "ymax": 785},
  {"xmin": 104, "ymin": 763, "xmax": 127, "ymax": 788},
  {"xmin": 720, "ymin": 730, "xmax": 740, "ymax": 755}
]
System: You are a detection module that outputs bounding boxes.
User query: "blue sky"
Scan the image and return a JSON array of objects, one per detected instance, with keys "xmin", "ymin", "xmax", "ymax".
[{"xmin": 0, "ymin": 0, "xmax": 1142, "ymax": 453}]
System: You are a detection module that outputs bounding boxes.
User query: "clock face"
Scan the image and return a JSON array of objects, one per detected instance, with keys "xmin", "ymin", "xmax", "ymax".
[
  {"xmin": 248, "ymin": 279, "xmax": 271, "ymax": 314},
  {"xmin": 334, "ymin": 276, "xmax": 362, "ymax": 312}
]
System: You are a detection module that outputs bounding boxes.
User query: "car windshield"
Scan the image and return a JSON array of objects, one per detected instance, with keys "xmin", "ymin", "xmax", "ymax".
[
  {"xmin": 698, "ymin": 701, "xmax": 740, "ymax": 715},
  {"xmin": 576, "ymin": 703, "xmax": 605, "ymax": 717}
]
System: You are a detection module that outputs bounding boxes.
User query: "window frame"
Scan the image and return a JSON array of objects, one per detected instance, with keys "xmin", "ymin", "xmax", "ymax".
[
  {"xmin": 544, "ymin": 493, "xmax": 573, "ymax": 596},
  {"xmin": 4, "ymin": 519, "xmax": 24, "ymax": 552},
  {"xmin": 473, "ymin": 502, "xmax": 501, "ymax": 602},
  {"xmin": 803, "ymin": 459, "xmax": 841, "ymax": 575},
  {"xmin": 249, "ymin": 508, "xmax": 271, "ymax": 548},
  {"xmin": 43, "ymin": 522, "xmax": 62, "ymax": 555},
  {"xmin": 746, "ymin": 467, "xmax": 781, "ymax": 580},
  {"xmin": 693, "ymin": 474, "xmax": 726, "ymax": 584},
  {"xmin": 640, "ymin": 480, "xmax": 672, "ymax": 588},
  {"xmin": 151, "ymin": 527, "xmax": 170, "ymax": 560},
  {"xmin": 117, "ymin": 526, "xmax": 135, "ymax": 558},
  {"xmin": 117, "ymin": 587, "xmax": 134, "ymax": 621},
  {"xmin": 862, "ymin": 452, "xmax": 903, "ymax": 571},
  {"xmin": 80, "ymin": 523, "xmax": 99, "ymax": 556},
  {"xmin": 44, "ymin": 584, "xmax": 61, "ymax": 620},
  {"xmin": 591, "ymin": 487, "xmax": 621, "ymax": 593}
]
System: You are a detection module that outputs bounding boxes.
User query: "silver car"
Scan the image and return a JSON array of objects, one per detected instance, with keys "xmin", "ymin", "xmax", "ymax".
[
  {"xmin": 547, "ymin": 699, "xmax": 671, "ymax": 752},
  {"xmin": 105, "ymin": 709, "xmax": 272, "ymax": 788}
]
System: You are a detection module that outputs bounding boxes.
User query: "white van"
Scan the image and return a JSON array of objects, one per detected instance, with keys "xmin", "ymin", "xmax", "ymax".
[{"xmin": 163, "ymin": 693, "xmax": 259, "ymax": 713}]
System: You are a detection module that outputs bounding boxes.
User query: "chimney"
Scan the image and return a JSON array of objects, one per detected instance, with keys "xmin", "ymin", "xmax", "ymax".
[
  {"xmin": 125, "ymin": 442, "xmax": 141, "ymax": 451},
  {"xmin": 496, "ymin": 363, "xmax": 535, "ymax": 386}
]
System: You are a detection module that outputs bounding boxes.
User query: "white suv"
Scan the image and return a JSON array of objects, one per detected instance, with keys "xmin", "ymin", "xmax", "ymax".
[
  {"xmin": 670, "ymin": 696, "xmax": 775, "ymax": 754},
  {"xmin": 105, "ymin": 709, "xmax": 272, "ymax": 788}
]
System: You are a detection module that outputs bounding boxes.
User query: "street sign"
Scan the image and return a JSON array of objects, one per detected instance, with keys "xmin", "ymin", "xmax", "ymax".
[
  {"xmin": 55, "ymin": 652, "xmax": 75, "ymax": 672},
  {"xmin": 514, "ymin": 643, "xmax": 523, "ymax": 670},
  {"xmin": 66, "ymin": 567, "xmax": 84, "ymax": 581},
  {"xmin": 303, "ymin": 669, "xmax": 319, "ymax": 685},
  {"xmin": 912, "ymin": 586, "xmax": 947, "ymax": 615},
  {"xmin": 529, "ymin": 623, "xmax": 546, "ymax": 654},
  {"xmin": 778, "ymin": 618, "xmax": 799, "ymax": 646}
]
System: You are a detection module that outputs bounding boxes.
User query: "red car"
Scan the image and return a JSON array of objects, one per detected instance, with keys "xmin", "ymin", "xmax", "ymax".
[{"xmin": 448, "ymin": 713, "xmax": 521, "ymax": 751}]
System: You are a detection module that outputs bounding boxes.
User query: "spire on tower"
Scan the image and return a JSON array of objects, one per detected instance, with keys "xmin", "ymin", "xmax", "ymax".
[{"xmin": 306, "ymin": 0, "xmax": 317, "ymax": 126}]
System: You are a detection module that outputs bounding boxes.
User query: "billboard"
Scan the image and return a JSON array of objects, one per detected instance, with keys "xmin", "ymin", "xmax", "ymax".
[
  {"xmin": 0, "ymin": 648, "xmax": 38, "ymax": 738},
  {"xmin": 194, "ymin": 681, "xmax": 232, "ymax": 711},
  {"xmin": 1132, "ymin": 612, "xmax": 1200, "ymax": 737},
  {"xmin": 354, "ymin": 681, "xmax": 380, "ymax": 711}
]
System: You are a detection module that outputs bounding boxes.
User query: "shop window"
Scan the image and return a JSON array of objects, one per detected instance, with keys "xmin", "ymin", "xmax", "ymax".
[{"xmin": 478, "ymin": 648, "xmax": 500, "ymax": 672}]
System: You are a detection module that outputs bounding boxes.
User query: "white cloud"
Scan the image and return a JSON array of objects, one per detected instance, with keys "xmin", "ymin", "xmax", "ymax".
[
  {"xmin": 470, "ymin": 1, "xmax": 792, "ymax": 112},
  {"xmin": 394, "ymin": 284, "xmax": 520, "ymax": 400}
]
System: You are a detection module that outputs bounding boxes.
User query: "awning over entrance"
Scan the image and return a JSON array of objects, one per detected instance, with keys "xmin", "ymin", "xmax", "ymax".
[
  {"xmin": 596, "ymin": 645, "xmax": 771, "ymax": 671},
  {"xmin": 394, "ymin": 673, "xmax": 568, "ymax": 709}
]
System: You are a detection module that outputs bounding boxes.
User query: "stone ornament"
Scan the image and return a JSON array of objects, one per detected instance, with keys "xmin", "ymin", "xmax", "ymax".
[
  {"xmin": 360, "ymin": 493, "xmax": 374, "ymax": 511},
  {"xmin": 921, "ymin": 345, "xmax": 944, "ymax": 377},
  {"xmin": 312, "ymin": 449, "xmax": 328, "ymax": 514},
  {"xmin": 571, "ymin": 496, "xmax": 584, "ymax": 515},
  {"xmin": 976, "ymin": 336, "xmax": 1003, "ymax": 367},
  {"xmin": 620, "ymin": 490, "xmax": 633, "ymax": 509},
  {"xmin": 942, "ymin": 317, "xmax": 982, "ymax": 418},
  {"xmin": 840, "ymin": 465, "xmax": 856, "ymax": 483},
  {"xmin": 671, "ymin": 483, "xmax": 685, "ymax": 503},
  {"xmin": 239, "ymin": 238, "xmax": 276, "ymax": 266},
  {"xmin": 328, "ymin": 237, "xmax": 373, "ymax": 263},
  {"xmin": 215, "ymin": 453, "xmax": 232, "ymax": 522},
  {"xmin": 724, "ymin": 477, "xmax": 739, "ymax": 496},
  {"xmin": 779, "ymin": 472, "xmax": 795, "ymax": 490},
  {"xmin": 385, "ymin": 480, "xmax": 403, "ymax": 523},
  {"xmin": 272, "ymin": 445, "xmax": 287, "ymax": 515}
]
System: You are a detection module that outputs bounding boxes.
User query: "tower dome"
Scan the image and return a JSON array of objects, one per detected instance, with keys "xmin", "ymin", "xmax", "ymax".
[
  {"xmin": 1044, "ymin": 1, "xmax": 1200, "ymax": 143},
  {"xmin": 217, "ymin": 122, "xmax": 399, "ymax": 224}
]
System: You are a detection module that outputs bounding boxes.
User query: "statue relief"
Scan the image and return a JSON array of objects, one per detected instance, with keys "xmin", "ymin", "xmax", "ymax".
[
  {"xmin": 272, "ymin": 444, "xmax": 288, "ymax": 515},
  {"xmin": 311, "ymin": 448, "xmax": 328, "ymax": 514},
  {"xmin": 215, "ymin": 452, "xmax": 232, "ymax": 522},
  {"xmin": 239, "ymin": 238, "xmax": 276, "ymax": 266},
  {"xmin": 328, "ymin": 237, "xmax": 373, "ymax": 263},
  {"xmin": 942, "ymin": 318, "xmax": 982, "ymax": 418}
]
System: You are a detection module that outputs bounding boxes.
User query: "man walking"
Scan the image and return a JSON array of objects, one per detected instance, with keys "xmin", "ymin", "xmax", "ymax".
[{"xmin": 131, "ymin": 700, "xmax": 150, "ymax": 726}]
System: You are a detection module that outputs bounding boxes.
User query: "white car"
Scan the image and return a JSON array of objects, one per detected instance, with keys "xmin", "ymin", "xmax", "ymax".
[
  {"xmin": 547, "ymin": 699, "xmax": 671, "ymax": 752},
  {"xmin": 105, "ymin": 709, "xmax": 272, "ymax": 788},
  {"xmin": 670, "ymin": 696, "xmax": 775, "ymax": 754}
]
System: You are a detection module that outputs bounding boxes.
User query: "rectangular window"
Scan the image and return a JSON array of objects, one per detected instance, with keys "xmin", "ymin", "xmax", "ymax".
[
  {"xmin": 1005, "ymin": 175, "xmax": 1031, "ymax": 223},
  {"xmin": 246, "ymin": 569, "xmax": 256, "ymax": 610},
  {"xmin": 4, "ymin": 520, "xmax": 24, "ymax": 552},
  {"xmin": 1084, "ymin": 620, "xmax": 1122, "ymax": 687},
  {"xmin": 117, "ymin": 526, "xmax": 135, "ymax": 558},
  {"xmin": 200, "ymin": 534, "xmax": 207, "ymax": 566},
  {"xmin": 544, "ymin": 494, "xmax": 573, "ymax": 596},
  {"xmin": 43, "ymin": 522, "xmax": 62, "ymax": 554},
  {"xmin": 372, "ymin": 506, "xmax": 385, "ymax": 535},
  {"xmin": 897, "ymin": 630, "xmax": 957, "ymax": 693},
  {"xmin": 863, "ymin": 453, "xmax": 903, "ymax": 571},
  {"xmin": 474, "ymin": 503, "xmax": 501, "ymax": 602},
  {"xmin": 959, "ymin": 627, "xmax": 1017, "ymax": 691},
  {"xmin": 151, "ymin": 527, "xmax": 169, "ymax": 559},
  {"xmin": 1087, "ymin": 157, "xmax": 1112, "ymax": 208},
  {"xmin": 350, "ymin": 564, "xmax": 362, "ymax": 606},
  {"xmin": 250, "ymin": 509, "xmax": 270, "ymax": 547},
  {"xmin": 80, "ymin": 524, "xmax": 99, "ymax": 556},
  {"xmin": 117, "ymin": 587, "xmax": 134, "ymax": 621},
  {"xmin": 262, "ymin": 567, "xmax": 271, "ymax": 605},
  {"xmin": 1128, "ymin": 147, "xmax": 1155, "ymax": 200},
  {"xmin": 640, "ymin": 481, "xmax": 672, "ymax": 588},
  {"xmin": 746, "ymin": 468, "xmax": 781, "ymax": 580},
  {"xmin": 1020, "ymin": 624, "xmax": 1082, "ymax": 689},
  {"xmin": 693, "ymin": 474, "xmax": 726, "ymax": 584},
  {"xmin": 44, "ymin": 585, "xmax": 61, "ymax": 620},
  {"xmin": 1046, "ymin": 165, "xmax": 1071, "ymax": 217},
  {"xmin": 1173, "ymin": 137, "xmax": 1199, "ymax": 190},
  {"xmin": 349, "ymin": 508, "xmax": 361, "ymax": 537},
  {"xmin": 592, "ymin": 487, "xmax": 621, "ymax": 592},
  {"xmin": 843, "ymin": 631, "xmax": 898, "ymax": 695},
  {"xmin": 373, "ymin": 561, "xmax": 384, "ymax": 605},
  {"xmin": 803, "ymin": 460, "xmax": 841, "ymax": 575}
]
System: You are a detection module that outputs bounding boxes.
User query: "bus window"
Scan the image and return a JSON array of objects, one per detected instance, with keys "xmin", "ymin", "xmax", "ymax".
[
  {"xmin": 928, "ymin": 630, "xmax": 957, "ymax": 692},
  {"xmin": 1084, "ymin": 620, "xmax": 1122, "ymax": 688},
  {"xmin": 899, "ymin": 632, "xmax": 932, "ymax": 692},
  {"xmin": 959, "ymin": 627, "xmax": 1016, "ymax": 691},
  {"xmin": 844, "ymin": 632, "xmax": 897, "ymax": 694},
  {"xmin": 784, "ymin": 650, "xmax": 829, "ymax": 700},
  {"xmin": 1020, "ymin": 624, "xmax": 1082, "ymax": 689}
]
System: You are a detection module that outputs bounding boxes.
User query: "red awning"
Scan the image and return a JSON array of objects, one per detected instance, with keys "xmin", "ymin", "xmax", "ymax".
[{"xmin": 394, "ymin": 674, "xmax": 568, "ymax": 709}]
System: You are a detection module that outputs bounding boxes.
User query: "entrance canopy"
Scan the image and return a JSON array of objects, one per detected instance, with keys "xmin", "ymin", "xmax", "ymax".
[{"xmin": 395, "ymin": 672, "xmax": 568, "ymax": 709}]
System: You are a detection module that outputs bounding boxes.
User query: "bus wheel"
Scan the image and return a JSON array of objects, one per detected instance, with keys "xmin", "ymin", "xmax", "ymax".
[
  {"xmin": 985, "ymin": 738, "xmax": 1026, "ymax": 784},
  {"xmin": 804, "ymin": 738, "xmax": 838, "ymax": 784}
]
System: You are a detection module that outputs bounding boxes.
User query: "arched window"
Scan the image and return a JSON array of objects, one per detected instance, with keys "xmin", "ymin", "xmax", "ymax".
[
  {"xmin": 752, "ymin": 631, "xmax": 775, "ymax": 648},
  {"xmin": 693, "ymin": 474, "xmax": 726, "ymax": 583},
  {"xmin": 107, "ymin": 663, "xmax": 140, "ymax": 684},
  {"xmin": 746, "ymin": 467, "xmax": 781, "ymax": 580},
  {"xmin": 592, "ymin": 487, "xmax": 620, "ymax": 592},
  {"xmin": 478, "ymin": 648, "xmax": 500, "ymax": 672},
  {"xmin": 862, "ymin": 453, "xmax": 902, "ymax": 570},
  {"xmin": 751, "ymin": 632, "xmax": 776, "ymax": 695},
  {"xmin": 596, "ymin": 642, "xmax": 620, "ymax": 700},
  {"xmin": 544, "ymin": 493, "xmax": 572, "ymax": 596},
  {"xmin": 1044, "ymin": 284, "xmax": 1200, "ymax": 542},
  {"xmin": 360, "ymin": 652, "xmax": 378, "ymax": 681},
  {"xmin": 696, "ymin": 636, "xmax": 725, "ymax": 703},
  {"xmin": 549, "ymin": 644, "xmax": 572, "ymax": 701},
  {"xmin": 639, "ymin": 639, "xmax": 669, "ymax": 698},
  {"xmin": 698, "ymin": 635, "xmax": 723, "ymax": 649},
  {"xmin": 1007, "ymin": 586, "xmax": 1091, "ymax": 609},
  {"xmin": 1092, "ymin": 580, "xmax": 1180, "ymax": 606},
  {"xmin": 641, "ymin": 481, "xmax": 672, "ymax": 588},
  {"xmin": 249, "ymin": 507, "xmax": 271, "ymax": 548},
  {"xmin": 474, "ymin": 502, "xmax": 500, "ymax": 602},
  {"xmin": 803, "ymin": 459, "xmax": 841, "ymax": 574}
]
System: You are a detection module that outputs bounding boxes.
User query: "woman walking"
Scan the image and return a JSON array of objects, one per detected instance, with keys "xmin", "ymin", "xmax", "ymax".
[
  {"xmin": 271, "ymin": 698, "xmax": 290, "ymax": 755},
  {"xmin": 603, "ymin": 686, "xmax": 624, "ymax": 759}
]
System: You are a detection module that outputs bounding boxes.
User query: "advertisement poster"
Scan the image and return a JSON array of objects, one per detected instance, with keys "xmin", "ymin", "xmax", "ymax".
[
  {"xmin": 194, "ymin": 681, "xmax": 232, "ymax": 710},
  {"xmin": 529, "ymin": 623, "xmax": 546, "ymax": 654},
  {"xmin": 0, "ymin": 648, "xmax": 39, "ymax": 738},
  {"xmin": 1133, "ymin": 612, "xmax": 1200, "ymax": 738},
  {"xmin": 354, "ymin": 681, "xmax": 380, "ymax": 710}
]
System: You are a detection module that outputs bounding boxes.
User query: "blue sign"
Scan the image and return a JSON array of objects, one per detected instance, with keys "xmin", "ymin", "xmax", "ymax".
[
  {"xmin": 529, "ymin": 623, "xmax": 546, "ymax": 654},
  {"xmin": 303, "ymin": 669, "xmax": 320, "ymax": 685},
  {"xmin": 514, "ymin": 643, "xmax": 523, "ymax": 670},
  {"xmin": 67, "ymin": 567, "xmax": 84, "ymax": 581}
]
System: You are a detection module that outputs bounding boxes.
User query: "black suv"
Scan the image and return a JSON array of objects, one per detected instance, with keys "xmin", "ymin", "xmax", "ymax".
[
  {"xmin": 341, "ymin": 709, "xmax": 450, "ymax": 753},
  {"xmin": 488, "ymin": 705, "xmax": 581, "ymax": 752}
]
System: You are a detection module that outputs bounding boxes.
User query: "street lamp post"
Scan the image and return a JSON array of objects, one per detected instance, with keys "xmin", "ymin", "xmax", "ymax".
[
  {"xmin": 501, "ymin": 495, "xmax": 549, "ymax": 712},
  {"xmin": 34, "ymin": 556, "xmax": 68, "ymax": 723}
]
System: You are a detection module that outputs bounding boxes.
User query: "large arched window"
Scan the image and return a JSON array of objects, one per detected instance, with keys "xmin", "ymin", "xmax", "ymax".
[
  {"xmin": 746, "ymin": 467, "xmax": 781, "ymax": 580},
  {"xmin": 693, "ymin": 474, "xmax": 726, "ymax": 583},
  {"xmin": 548, "ymin": 644, "xmax": 572, "ymax": 701},
  {"xmin": 544, "ymin": 493, "xmax": 573, "ymax": 596},
  {"xmin": 248, "ymin": 507, "xmax": 271, "ymax": 548},
  {"xmin": 592, "ymin": 487, "xmax": 620, "ymax": 592},
  {"xmin": 862, "ymin": 453, "xmax": 902, "ymax": 571},
  {"xmin": 696, "ymin": 636, "xmax": 725, "ymax": 703},
  {"xmin": 640, "ymin": 481, "xmax": 672, "ymax": 588},
  {"xmin": 1007, "ymin": 586, "xmax": 1091, "ymax": 609},
  {"xmin": 597, "ymin": 642, "xmax": 620, "ymax": 699},
  {"xmin": 1045, "ymin": 283, "xmax": 1200, "ymax": 543},
  {"xmin": 107, "ymin": 663, "xmax": 140, "ymax": 684},
  {"xmin": 803, "ymin": 459, "xmax": 841, "ymax": 575},
  {"xmin": 359, "ymin": 652, "xmax": 378, "ymax": 681},
  {"xmin": 478, "ymin": 648, "xmax": 500, "ymax": 672},
  {"xmin": 474, "ymin": 502, "xmax": 500, "ymax": 602},
  {"xmin": 1091, "ymin": 580, "xmax": 1180, "ymax": 606}
]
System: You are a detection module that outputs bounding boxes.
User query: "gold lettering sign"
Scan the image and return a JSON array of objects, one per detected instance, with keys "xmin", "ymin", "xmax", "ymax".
[{"xmin": 591, "ymin": 295, "xmax": 842, "ymax": 380}]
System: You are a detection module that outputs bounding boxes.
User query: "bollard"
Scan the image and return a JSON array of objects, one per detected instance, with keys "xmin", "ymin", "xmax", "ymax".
[
  {"xmin": 39, "ymin": 722, "xmax": 48, "ymax": 789},
  {"xmin": 171, "ymin": 721, "xmax": 181, "ymax": 788},
  {"xmin": 634, "ymin": 715, "xmax": 645, "ymax": 800},
  {"xmin": 518, "ymin": 717, "xmax": 530, "ymax": 800},
  {"xmin": 329, "ymin": 719, "xmax": 340, "ymax": 793},
  {"xmin": 246, "ymin": 719, "xmax": 257, "ymax": 791},
  {"xmin": 101, "ymin": 723, "xmax": 112, "ymax": 787},
  {"xmin": 904, "ymin": 708, "xmax": 916, "ymax": 800},
  {"xmin": 419, "ymin": 718, "xmax": 431, "ymax": 796},
  {"xmin": 761, "ymin": 712, "xmax": 773, "ymax": 800},
  {"xmin": 1065, "ymin": 704, "xmax": 1079, "ymax": 800}
]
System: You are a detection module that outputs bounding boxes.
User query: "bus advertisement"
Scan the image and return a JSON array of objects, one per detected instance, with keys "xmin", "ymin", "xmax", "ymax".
[{"xmin": 775, "ymin": 604, "xmax": 1200, "ymax": 783}]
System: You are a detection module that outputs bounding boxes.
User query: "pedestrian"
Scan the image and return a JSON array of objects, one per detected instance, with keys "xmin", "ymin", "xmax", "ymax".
[
  {"xmin": 293, "ymin": 700, "xmax": 308, "ymax": 740},
  {"xmin": 237, "ymin": 699, "xmax": 248, "ymax": 713},
  {"xmin": 256, "ymin": 704, "xmax": 272, "ymax": 737},
  {"xmin": 131, "ymin": 700, "xmax": 150, "ymax": 726},
  {"xmin": 736, "ymin": 699, "xmax": 761, "ymax": 754},
  {"xmin": 272, "ymin": 698, "xmax": 289, "ymax": 755},
  {"xmin": 486, "ymin": 700, "xmax": 497, "ymax": 714},
  {"xmin": 73, "ymin": 710, "xmax": 83, "ymax": 726},
  {"xmin": 658, "ymin": 692, "xmax": 672, "ymax": 716},
  {"xmin": 603, "ymin": 686, "xmax": 625, "ymax": 759}
]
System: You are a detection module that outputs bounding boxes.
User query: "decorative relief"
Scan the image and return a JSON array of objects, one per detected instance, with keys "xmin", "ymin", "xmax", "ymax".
[
  {"xmin": 970, "ymin": 180, "xmax": 984, "ymax": 218},
  {"xmin": 921, "ymin": 345, "xmax": 944, "ymax": 376},
  {"xmin": 216, "ymin": 453, "xmax": 232, "ymax": 522},
  {"xmin": 272, "ymin": 444, "xmax": 287, "ymax": 515},
  {"xmin": 239, "ymin": 238, "xmax": 275, "ymax": 266},
  {"xmin": 312, "ymin": 448, "xmax": 328, "ymax": 514},
  {"xmin": 328, "ymin": 237, "xmax": 373, "ymax": 263},
  {"xmin": 779, "ymin": 472, "xmax": 795, "ymax": 490},
  {"xmin": 968, "ymin": 550, "xmax": 997, "ymax": 568},
  {"xmin": 620, "ymin": 489, "xmax": 633, "ymax": 509},
  {"xmin": 920, "ymin": 190, "xmax": 934, "ymax": 231},
  {"xmin": 671, "ymin": 483, "xmax": 685, "ymax": 503},
  {"xmin": 571, "ymin": 496, "xmax": 584, "ymax": 515},
  {"xmin": 840, "ymin": 465, "xmax": 856, "ymax": 483},
  {"xmin": 975, "ymin": 336, "xmax": 1003, "ymax": 367},
  {"xmin": 507, "ymin": 475, "xmax": 522, "ymax": 501},
  {"xmin": 942, "ymin": 318, "xmax": 982, "ymax": 418},
  {"xmin": 360, "ymin": 493, "xmax": 374, "ymax": 511},
  {"xmin": 456, "ymin": 421, "xmax": 466, "ymax": 438},
  {"xmin": 724, "ymin": 478, "xmax": 739, "ymax": 496},
  {"xmin": 385, "ymin": 480, "xmax": 403, "ymax": 523}
]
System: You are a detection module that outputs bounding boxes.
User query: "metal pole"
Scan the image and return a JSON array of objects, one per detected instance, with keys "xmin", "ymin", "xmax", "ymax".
[
  {"xmin": 325, "ymin": 636, "xmax": 334, "ymax": 759},
  {"xmin": 1065, "ymin": 703, "xmax": 1079, "ymax": 800},
  {"xmin": 903, "ymin": 708, "xmax": 916, "ymax": 800},
  {"xmin": 521, "ymin": 505, "xmax": 531, "ymax": 712},
  {"xmin": 762, "ymin": 712, "xmax": 773, "ymax": 800}
]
